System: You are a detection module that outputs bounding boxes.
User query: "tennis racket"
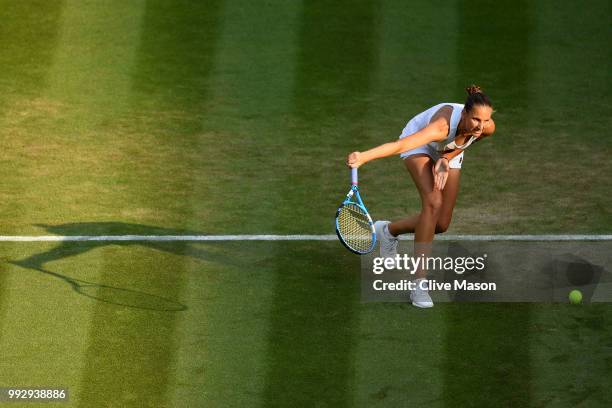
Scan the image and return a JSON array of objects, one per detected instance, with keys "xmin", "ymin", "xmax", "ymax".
[{"xmin": 335, "ymin": 168, "xmax": 376, "ymax": 254}]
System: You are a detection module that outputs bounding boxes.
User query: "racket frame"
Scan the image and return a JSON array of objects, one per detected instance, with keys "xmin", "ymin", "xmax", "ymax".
[{"xmin": 335, "ymin": 168, "xmax": 377, "ymax": 254}]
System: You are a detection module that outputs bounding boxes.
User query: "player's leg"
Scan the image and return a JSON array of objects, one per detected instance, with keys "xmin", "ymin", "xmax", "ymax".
[
  {"xmin": 374, "ymin": 154, "xmax": 438, "ymax": 258},
  {"xmin": 435, "ymin": 168, "xmax": 461, "ymax": 233},
  {"xmin": 388, "ymin": 154, "xmax": 442, "ymax": 241},
  {"xmin": 391, "ymin": 154, "xmax": 440, "ymax": 307},
  {"xmin": 386, "ymin": 154, "xmax": 462, "ymax": 308},
  {"xmin": 388, "ymin": 162, "xmax": 461, "ymax": 235}
]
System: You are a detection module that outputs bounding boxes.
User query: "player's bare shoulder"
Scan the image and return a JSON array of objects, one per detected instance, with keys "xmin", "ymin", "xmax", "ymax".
[
  {"xmin": 429, "ymin": 105, "xmax": 454, "ymax": 138},
  {"xmin": 432, "ymin": 104, "xmax": 454, "ymax": 121}
]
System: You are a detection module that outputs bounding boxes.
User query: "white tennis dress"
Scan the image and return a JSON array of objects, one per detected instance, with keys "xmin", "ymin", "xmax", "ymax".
[{"xmin": 399, "ymin": 103, "xmax": 477, "ymax": 169}]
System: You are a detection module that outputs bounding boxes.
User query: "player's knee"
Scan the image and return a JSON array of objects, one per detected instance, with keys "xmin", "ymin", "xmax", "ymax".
[
  {"xmin": 435, "ymin": 220, "xmax": 451, "ymax": 234},
  {"xmin": 435, "ymin": 212, "xmax": 453, "ymax": 233},
  {"xmin": 422, "ymin": 193, "xmax": 443, "ymax": 215}
]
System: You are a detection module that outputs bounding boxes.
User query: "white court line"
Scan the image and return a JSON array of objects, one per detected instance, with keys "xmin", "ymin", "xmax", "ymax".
[{"xmin": 0, "ymin": 234, "xmax": 610, "ymax": 242}]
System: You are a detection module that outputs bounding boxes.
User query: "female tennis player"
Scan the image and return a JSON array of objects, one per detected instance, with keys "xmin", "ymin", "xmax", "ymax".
[{"xmin": 346, "ymin": 85, "xmax": 495, "ymax": 308}]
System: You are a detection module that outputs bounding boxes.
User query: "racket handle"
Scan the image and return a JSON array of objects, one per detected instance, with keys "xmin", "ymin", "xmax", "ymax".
[{"xmin": 351, "ymin": 168, "xmax": 358, "ymax": 185}]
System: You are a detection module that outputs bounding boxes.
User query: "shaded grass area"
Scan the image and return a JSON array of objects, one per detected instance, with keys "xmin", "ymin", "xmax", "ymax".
[
  {"xmin": 0, "ymin": 241, "xmax": 193, "ymax": 408},
  {"xmin": 530, "ymin": 304, "xmax": 612, "ymax": 407},
  {"xmin": 2, "ymin": 241, "xmax": 612, "ymax": 406},
  {"xmin": 261, "ymin": 242, "xmax": 360, "ymax": 408},
  {"xmin": 444, "ymin": 304, "xmax": 533, "ymax": 407}
]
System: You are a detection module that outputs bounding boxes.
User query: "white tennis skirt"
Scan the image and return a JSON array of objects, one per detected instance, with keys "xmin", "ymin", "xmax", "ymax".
[{"xmin": 398, "ymin": 131, "xmax": 464, "ymax": 169}]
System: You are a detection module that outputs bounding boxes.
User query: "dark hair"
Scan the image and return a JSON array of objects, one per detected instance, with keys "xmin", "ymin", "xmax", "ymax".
[{"xmin": 464, "ymin": 84, "xmax": 492, "ymax": 112}]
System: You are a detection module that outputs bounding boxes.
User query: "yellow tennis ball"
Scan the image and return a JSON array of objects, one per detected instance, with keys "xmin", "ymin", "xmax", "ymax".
[{"xmin": 569, "ymin": 289, "xmax": 582, "ymax": 305}]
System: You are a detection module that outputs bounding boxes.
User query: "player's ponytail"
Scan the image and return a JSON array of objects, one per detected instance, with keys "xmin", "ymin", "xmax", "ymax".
[{"xmin": 464, "ymin": 84, "xmax": 492, "ymax": 112}]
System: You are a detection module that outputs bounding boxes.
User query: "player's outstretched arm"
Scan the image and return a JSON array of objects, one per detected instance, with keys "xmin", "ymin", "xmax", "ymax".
[{"xmin": 346, "ymin": 116, "xmax": 449, "ymax": 168}]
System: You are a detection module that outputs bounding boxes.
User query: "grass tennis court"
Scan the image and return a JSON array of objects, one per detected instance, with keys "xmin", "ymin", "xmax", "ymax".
[{"xmin": 0, "ymin": 0, "xmax": 610, "ymax": 407}]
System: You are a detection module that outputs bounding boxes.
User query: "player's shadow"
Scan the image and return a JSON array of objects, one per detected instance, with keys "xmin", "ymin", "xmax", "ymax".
[
  {"xmin": 9, "ymin": 222, "xmax": 236, "ymax": 311},
  {"xmin": 541, "ymin": 253, "xmax": 612, "ymax": 303}
]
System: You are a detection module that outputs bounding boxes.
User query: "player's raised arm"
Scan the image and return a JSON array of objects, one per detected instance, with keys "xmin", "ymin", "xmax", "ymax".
[{"xmin": 346, "ymin": 114, "xmax": 450, "ymax": 168}]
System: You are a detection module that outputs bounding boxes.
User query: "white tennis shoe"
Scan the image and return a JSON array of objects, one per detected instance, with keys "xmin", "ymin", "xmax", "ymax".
[
  {"xmin": 411, "ymin": 278, "xmax": 434, "ymax": 308},
  {"xmin": 374, "ymin": 220, "xmax": 399, "ymax": 259}
]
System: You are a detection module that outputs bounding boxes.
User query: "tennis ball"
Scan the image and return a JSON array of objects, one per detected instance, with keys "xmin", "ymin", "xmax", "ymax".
[{"xmin": 569, "ymin": 289, "xmax": 582, "ymax": 305}]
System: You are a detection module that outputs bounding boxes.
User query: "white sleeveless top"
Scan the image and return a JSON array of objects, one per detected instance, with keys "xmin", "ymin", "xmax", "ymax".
[{"xmin": 399, "ymin": 103, "xmax": 477, "ymax": 152}]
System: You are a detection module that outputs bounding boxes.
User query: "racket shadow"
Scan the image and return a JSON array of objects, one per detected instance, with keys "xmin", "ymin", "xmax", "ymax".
[
  {"xmin": 9, "ymin": 260, "xmax": 187, "ymax": 312},
  {"xmin": 9, "ymin": 222, "xmax": 251, "ymax": 312}
]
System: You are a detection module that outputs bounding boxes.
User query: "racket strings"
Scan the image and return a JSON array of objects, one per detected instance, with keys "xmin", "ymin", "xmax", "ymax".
[{"xmin": 337, "ymin": 203, "xmax": 374, "ymax": 252}]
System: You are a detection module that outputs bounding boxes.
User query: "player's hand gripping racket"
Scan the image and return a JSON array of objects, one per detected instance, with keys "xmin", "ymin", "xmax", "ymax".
[{"xmin": 335, "ymin": 168, "xmax": 376, "ymax": 254}]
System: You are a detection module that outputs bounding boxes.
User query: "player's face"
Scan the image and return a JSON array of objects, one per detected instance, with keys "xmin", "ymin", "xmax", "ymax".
[{"xmin": 464, "ymin": 105, "xmax": 493, "ymax": 136}]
